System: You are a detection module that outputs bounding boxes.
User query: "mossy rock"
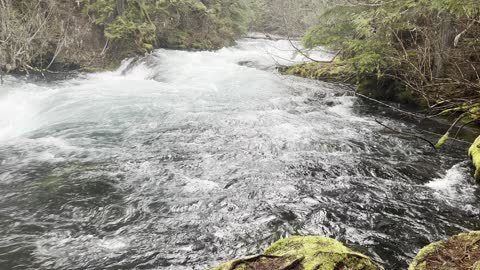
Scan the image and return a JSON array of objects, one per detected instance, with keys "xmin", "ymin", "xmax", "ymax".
[
  {"xmin": 279, "ymin": 62, "xmax": 356, "ymax": 84},
  {"xmin": 81, "ymin": 59, "xmax": 122, "ymax": 73},
  {"xmin": 209, "ymin": 236, "xmax": 383, "ymax": 270},
  {"xmin": 409, "ymin": 231, "xmax": 480, "ymax": 270},
  {"xmin": 279, "ymin": 62, "xmax": 420, "ymax": 105},
  {"xmin": 469, "ymin": 136, "xmax": 480, "ymax": 182}
]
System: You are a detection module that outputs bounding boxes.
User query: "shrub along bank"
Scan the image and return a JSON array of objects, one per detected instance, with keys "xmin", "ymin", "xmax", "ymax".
[{"xmin": 0, "ymin": 0, "xmax": 254, "ymax": 73}]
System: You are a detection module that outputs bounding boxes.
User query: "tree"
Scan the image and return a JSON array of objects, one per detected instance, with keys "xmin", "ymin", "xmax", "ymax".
[
  {"xmin": 251, "ymin": 0, "xmax": 328, "ymax": 36},
  {"xmin": 303, "ymin": 0, "xmax": 480, "ymax": 112},
  {"xmin": 0, "ymin": 0, "xmax": 257, "ymax": 73},
  {"xmin": 296, "ymin": 0, "xmax": 480, "ymax": 149}
]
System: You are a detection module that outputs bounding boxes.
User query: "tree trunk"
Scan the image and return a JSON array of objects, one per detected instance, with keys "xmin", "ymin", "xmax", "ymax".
[
  {"xmin": 433, "ymin": 13, "xmax": 454, "ymax": 78},
  {"xmin": 116, "ymin": 0, "xmax": 126, "ymax": 16}
]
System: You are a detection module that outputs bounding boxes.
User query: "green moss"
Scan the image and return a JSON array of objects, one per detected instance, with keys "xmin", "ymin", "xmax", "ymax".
[
  {"xmin": 408, "ymin": 241, "xmax": 445, "ymax": 270},
  {"xmin": 209, "ymin": 236, "xmax": 383, "ymax": 270},
  {"xmin": 469, "ymin": 135, "xmax": 480, "ymax": 182},
  {"xmin": 409, "ymin": 231, "xmax": 480, "ymax": 270},
  {"xmin": 164, "ymin": 31, "xmax": 191, "ymax": 49},
  {"xmin": 264, "ymin": 236, "xmax": 381, "ymax": 270},
  {"xmin": 81, "ymin": 0, "xmax": 252, "ymax": 55},
  {"xmin": 81, "ymin": 59, "xmax": 122, "ymax": 73},
  {"xmin": 435, "ymin": 132, "xmax": 450, "ymax": 149},
  {"xmin": 280, "ymin": 62, "xmax": 356, "ymax": 83},
  {"xmin": 281, "ymin": 62, "xmax": 420, "ymax": 105}
]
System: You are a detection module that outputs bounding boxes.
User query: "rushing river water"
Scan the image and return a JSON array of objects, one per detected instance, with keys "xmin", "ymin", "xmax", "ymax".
[{"xmin": 0, "ymin": 37, "xmax": 479, "ymax": 270}]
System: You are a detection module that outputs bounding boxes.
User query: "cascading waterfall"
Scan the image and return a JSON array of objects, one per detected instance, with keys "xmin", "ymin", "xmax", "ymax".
[{"xmin": 0, "ymin": 37, "xmax": 478, "ymax": 270}]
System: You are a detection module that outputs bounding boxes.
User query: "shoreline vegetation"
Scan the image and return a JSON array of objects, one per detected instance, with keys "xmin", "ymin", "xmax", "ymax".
[
  {"xmin": 0, "ymin": 0, "xmax": 256, "ymax": 74},
  {"xmin": 1, "ymin": 1, "xmax": 480, "ymax": 269},
  {"xmin": 278, "ymin": 0, "xmax": 480, "ymax": 184},
  {"xmin": 0, "ymin": 0, "xmax": 322, "ymax": 75}
]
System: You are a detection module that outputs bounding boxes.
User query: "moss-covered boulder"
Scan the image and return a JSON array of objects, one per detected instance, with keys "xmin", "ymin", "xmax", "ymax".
[
  {"xmin": 469, "ymin": 136, "xmax": 480, "ymax": 182},
  {"xmin": 279, "ymin": 62, "xmax": 356, "ymax": 84},
  {"xmin": 209, "ymin": 236, "xmax": 383, "ymax": 270},
  {"xmin": 409, "ymin": 231, "xmax": 480, "ymax": 270},
  {"xmin": 279, "ymin": 62, "xmax": 418, "ymax": 105}
]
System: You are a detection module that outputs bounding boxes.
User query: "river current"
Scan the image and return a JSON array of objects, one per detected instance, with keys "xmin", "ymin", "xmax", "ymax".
[{"xmin": 0, "ymin": 37, "xmax": 479, "ymax": 270}]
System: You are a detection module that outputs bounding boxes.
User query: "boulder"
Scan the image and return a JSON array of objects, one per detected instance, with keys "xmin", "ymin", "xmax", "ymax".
[
  {"xmin": 409, "ymin": 231, "xmax": 480, "ymax": 270},
  {"xmin": 209, "ymin": 236, "xmax": 383, "ymax": 270},
  {"xmin": 469, "ymin": 136, "xmax": 480, "ymax": 182}
]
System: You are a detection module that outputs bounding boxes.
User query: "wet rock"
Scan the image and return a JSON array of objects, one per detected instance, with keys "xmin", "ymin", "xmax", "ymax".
[
  {"xmin": 469, "ymin": 136, "xmax": 480, "ymax": 182},
  {"xmin": 409, "ymin": 231, "xmax": 480, "ymax": 270},
  {"xmin": 237, "ymin": 61, "xmax": 255, "ymax": 67},
  {"xmin": 209, "ymin": 236, "xmax": 383, "ymax": 270},
  {"xmin": 192, "ymin": 240, "xmax": 206, "ymax": 251}
]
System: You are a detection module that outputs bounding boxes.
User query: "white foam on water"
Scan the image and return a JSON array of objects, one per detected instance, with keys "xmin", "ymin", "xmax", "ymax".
[
  {"xmin": 97, "ymin": 238, "xmax": 129, "ymax": 251},
  {"xmin": 183, "ymin": 177, "xmax": 220, "ymax": 193},
  {"xmin": 0, "ymin": 38, "xmax": 338, "ymax": 147},
  {"xmin": 425, "ymin": 163, "xmax": 478, "ymax": 205},
  {"xmin": 0, "ymin": 83, "xmax": 58, "ymax": 142},
  {"xmin": 35, "ymin": 233, "xmax": 130, "ymax": 265}
]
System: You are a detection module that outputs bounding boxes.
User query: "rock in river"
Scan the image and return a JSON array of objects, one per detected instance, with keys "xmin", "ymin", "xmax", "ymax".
[{"xmin": 209, "ymin": 236, "xmax": 383, "ymax": 270}]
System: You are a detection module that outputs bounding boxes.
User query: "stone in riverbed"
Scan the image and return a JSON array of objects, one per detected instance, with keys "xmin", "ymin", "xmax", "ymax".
[
  {"xmin": 209, "ymin": 236, "xmax": 383, "ymax": 270},
  {"xmin": 409, "ymin": 231, "xmax": 480, "ymax": 270},
  {"xmin": 469, "ymin": 136, "xmax": 480, "ymax": 182}
]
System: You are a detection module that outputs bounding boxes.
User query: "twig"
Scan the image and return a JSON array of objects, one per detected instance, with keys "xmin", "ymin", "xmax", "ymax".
[
  {"xmin": 46, "ymin": 22, "xmax": 68, "ymax": 70},
  {"xmin": 446, "ymin": 112, "xmax": 468, "ymax": 134},
  {"xmin": 228, "ymin": 255, "xmax": 282, "ymax": 270},
  {"xmin": 340, "ymin": 0, "xmax": 397, "ymax": 7},
  {"xmin": 375, "ymin": 119, "xmax": 437, "ymax": 150},
  {"xmin": 281, "ymin": 11, "xmax": 340, "ymax": 64},
  {"xmin": 101, "ymin": 38, "xmax": 110, "ymax": 56},
  {"xmin": 418, "ymin": 129, "xmax": 471, "ymax": 145},
  {"xmin": 455, "ymin": 119, "xmax": 478, "ymax": 139},
  {"xmin": 454, "ymin": 20, "xmax": 475, "ymax": 47},
  {"xmin": 353, "ymin": 90, "xmax": 425, "ymax": 118},
  {"xmin": 279, "ymin": 257, "xmax": 304, "ymax": 270}
]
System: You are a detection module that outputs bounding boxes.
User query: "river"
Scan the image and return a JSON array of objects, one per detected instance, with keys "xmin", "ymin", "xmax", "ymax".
[{"xmin": 0, "ymin": 37, "xmax": 479, "ymax": 270}]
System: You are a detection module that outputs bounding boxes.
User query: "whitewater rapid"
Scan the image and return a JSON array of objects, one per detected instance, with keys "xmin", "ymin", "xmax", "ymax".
[{"xmin": 0, "ymin": 37, "xmax": 478, "ymax": 270}]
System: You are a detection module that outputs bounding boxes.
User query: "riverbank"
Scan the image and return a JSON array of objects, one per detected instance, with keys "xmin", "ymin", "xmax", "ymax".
[
  {"xmin": 279, "ymin": 62, "xmax": 419, "ymax": 106},
  {"xmin": 0, "ymin": 0, "xmax": 254, "ymax": 75}
]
